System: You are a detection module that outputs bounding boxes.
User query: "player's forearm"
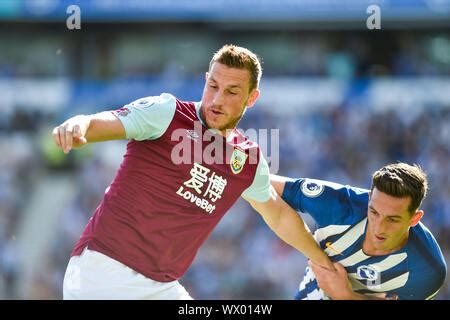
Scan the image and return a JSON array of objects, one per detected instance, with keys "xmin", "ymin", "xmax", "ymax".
[
  {"xmin": 84, "ymin": 112, "xmax": 126, "ymax": 143},
  {"xmin": 53, "ymin": 111, "xmax": 126, "ymax": 154},
  {"xmin": 249, "ymin": 190, "xmax": 333, "ymax": 270},
  {"xmin": 272, "ymin": 203, "xmax": 333, "ymax": 270}
]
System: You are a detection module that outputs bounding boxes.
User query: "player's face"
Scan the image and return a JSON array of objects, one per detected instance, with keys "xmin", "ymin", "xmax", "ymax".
[
  {"xmin": 364, "ymin": 188, "xmax": 423, "ymax": 255},
  {"xmin": 200, "ymin": 62, "xmax": 259, "ymax": 135}
]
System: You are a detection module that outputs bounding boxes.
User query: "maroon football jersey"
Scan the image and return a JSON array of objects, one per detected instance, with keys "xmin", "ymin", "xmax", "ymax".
[{"xmin": 72, "ymin": 97, "xmax": 266, "ymax": 282}]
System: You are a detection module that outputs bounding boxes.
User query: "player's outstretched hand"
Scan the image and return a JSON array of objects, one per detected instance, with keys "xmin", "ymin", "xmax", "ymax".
[{"xmin": 52, "ymin": 115, "xmax": 90, "ymax": 154}]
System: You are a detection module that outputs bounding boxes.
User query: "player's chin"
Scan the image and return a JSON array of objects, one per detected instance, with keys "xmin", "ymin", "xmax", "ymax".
[{"xmin": 206, "ymin": 119, "xmax": 229, "ymax": 131}]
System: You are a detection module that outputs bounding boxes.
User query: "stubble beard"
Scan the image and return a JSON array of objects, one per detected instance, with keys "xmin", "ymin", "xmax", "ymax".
[{"xmin": 201, "ymin": 104, "xmax": 247, "ymax": 134}]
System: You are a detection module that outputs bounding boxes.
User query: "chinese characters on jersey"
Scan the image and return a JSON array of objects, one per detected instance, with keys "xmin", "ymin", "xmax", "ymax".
[{"xmin": 176, "ymin": 163, "xmax": 228, "ymax": 214}]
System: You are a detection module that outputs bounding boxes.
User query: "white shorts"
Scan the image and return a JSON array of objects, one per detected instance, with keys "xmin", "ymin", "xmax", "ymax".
[{"xmin": 63, "ymin": 248, "xmax": 192, "ymax": 300}]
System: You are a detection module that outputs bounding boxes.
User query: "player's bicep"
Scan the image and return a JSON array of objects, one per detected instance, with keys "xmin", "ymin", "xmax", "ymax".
[
  {"xmin": 270, "ymin": 174, "xmax": 293, "ymax": 197},
  {"xmin": 245, "ymin": 186, "xmax": 284, "ymax": 227},
  {"xmin": 246, "ymin": 185, "xmax": 277, "ymax": 213}
]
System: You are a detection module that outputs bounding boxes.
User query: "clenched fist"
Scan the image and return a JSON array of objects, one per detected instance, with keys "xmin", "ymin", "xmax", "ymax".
[{"xmin": 52, "ymin": 115, "xmax": 90, "ymax": 154}]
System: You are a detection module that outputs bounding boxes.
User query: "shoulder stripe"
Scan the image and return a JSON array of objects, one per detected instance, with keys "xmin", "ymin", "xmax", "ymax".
[
  {"xmin": 368, "ymin": 253, "xmax": 407, "ymax": 273},
  {"xmin": 314, "ymin": 224, "xmax": 351, "ymax": 243},
  {"xmin": 337, "ymin": 249, "xmax": 370, "ymax": 267},
  {"xmin": 324, "ymin": 218, "xmax": 367, "ymax": 257}
]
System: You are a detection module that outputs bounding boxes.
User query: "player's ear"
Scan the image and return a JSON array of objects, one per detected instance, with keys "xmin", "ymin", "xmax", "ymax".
[
  {"xmin": 246, "ymin": 89, "xmax": 260, "ymax": 108},
  {"xmin": 410, "ymin": 210, "xmax": 423, "ymax": 227},
  {"xmin": 205, "ymin": 72, "xmax": 209, "ymax": 81}
]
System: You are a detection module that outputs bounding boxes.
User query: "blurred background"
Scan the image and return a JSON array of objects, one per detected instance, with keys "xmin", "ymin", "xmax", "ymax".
[{"xmin": 0, "ymin": 0, "xmax": 449, "ymax": 299}]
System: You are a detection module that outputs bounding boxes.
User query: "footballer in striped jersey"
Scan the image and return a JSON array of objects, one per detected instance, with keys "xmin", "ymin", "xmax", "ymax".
[{"xmin": 272, "ymin": 163, "xmax": 446, "ymax": 300}]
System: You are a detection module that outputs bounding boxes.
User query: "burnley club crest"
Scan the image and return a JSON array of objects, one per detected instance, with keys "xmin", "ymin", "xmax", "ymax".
[{"xmin": 230, "ymin": 148, "xmax": 247, "ymax": 174}]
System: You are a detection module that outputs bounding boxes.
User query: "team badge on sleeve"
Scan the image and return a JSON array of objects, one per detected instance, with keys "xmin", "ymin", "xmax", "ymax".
[
  {"xmin": 130, "ymin": 97, "xmax": 156, "ymax": 108},
  {"xmin": 301, "ymin": 179, "xmax": 325, "ymax": 197},
  {"xmin": 113, "ymin": 96, "xmax": 156, "ymax": 118},
  {"xmin": 230, "ymin": 148, "xmax": 247, "ymax": 174},
  {"xmin": 114, "ymin": 107, "xmax": 131, "ymax": 117}
]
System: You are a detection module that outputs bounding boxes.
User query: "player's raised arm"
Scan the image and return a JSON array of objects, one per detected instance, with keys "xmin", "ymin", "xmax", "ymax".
[
  {"xmin": 52, "ymin": 111, "xmax": 126, "ymax": 154},
  {"xmin": 245, "ymin": 185, "xmax": 334, "ymax": 271}
]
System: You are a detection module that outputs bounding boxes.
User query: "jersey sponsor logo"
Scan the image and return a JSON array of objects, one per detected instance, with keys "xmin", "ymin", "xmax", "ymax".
[
  {"xmin": 301, "ymin": 179, "xmax": 325, "ymax": 197},
  {"xmin": 230, "ymin": 148, "xmax": 247, "ymax": 174},
  {"xmin": 357, "ymin": 265, "xmax": 379, "ymax": 282},
  {"xmin": 176, "ymin": 186, "xmax": 216, "ymax": 214},
  {"xmin": 177, "ymin": 163, "xmax": 228, "ymax": 214}
]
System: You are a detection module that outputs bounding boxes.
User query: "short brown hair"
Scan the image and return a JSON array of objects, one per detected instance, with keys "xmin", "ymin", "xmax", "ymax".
[
  {"xmin": 371, "ymin": 163, "xmax": 428, "ymax": 214},
  {"xmin": 209, "ymin": 44, "xmax": 262, "ymax": 92}
]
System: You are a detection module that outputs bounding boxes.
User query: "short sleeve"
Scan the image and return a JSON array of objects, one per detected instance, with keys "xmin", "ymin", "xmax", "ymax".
[
  {"xmin": 395, "ymin": 229, "xmax": 447, "ymax": 300},
  {"xmin": 112, "ymin": 93, "xmax": 177, "ymax": 141},
  {"xmin": 281, "ymin": 178, "xmax": 369, "ymax": 227},
  {"xmin": 241, "ymin": 150, "xmax": 271, "ymax": 202},
  {"xmin": 394, "ymin": 262, "xmax": 446, "ymax": 300}
]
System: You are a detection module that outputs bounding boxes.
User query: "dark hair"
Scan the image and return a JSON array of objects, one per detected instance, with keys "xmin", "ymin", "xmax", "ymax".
[
  {"xmin": 209, "ymin": 44, "xmax": 262, "ymax": 92},
  {"xmin": 371, "ymin": 163, "xmax": 428, "ymax": 214}
]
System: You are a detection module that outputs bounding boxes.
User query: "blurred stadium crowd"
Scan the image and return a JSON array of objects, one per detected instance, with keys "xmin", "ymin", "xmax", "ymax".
[{"xmin": 1, "ymin": 18, "xmax": 450, "ymax": 299}]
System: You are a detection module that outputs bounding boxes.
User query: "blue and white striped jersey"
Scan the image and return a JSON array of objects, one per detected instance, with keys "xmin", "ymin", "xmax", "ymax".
[{"xmin": 282, "ymin": 178, "xmax": 447, "ymax": 300}]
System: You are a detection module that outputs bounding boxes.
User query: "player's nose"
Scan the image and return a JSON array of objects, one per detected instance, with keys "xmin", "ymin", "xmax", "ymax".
[
  {"xmin": 374, "ymin": 220, "xmax": 387, "ymax": 235},
  {"xmin": 212, "ymin": 92, "xmax": 224, "ymax": 106}
]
